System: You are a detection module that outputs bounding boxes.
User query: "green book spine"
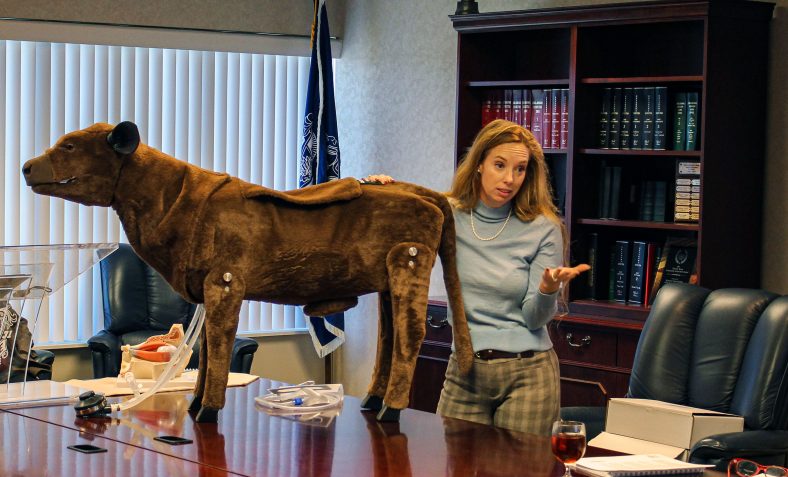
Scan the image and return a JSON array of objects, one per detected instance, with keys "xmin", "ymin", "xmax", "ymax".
[
  {"xmin": 685, "ymin": 91, "xmax": 700, "ymax": 151},
  {"xmin": 628, "ymin": 241, "xmax": 647, "ymax": 305},
  {"xmin": 608, "ymin": 248, "xmax": 617, "ymax": 301},
  {"xmin": 609, "ymin": 88, "xmax": 622, "ymax": 149},
  {"xmin": 599, "ymin": 88, "xmax": 612, "ymax": 148},
  {"xmin": 613, "ymin": 240, "xmax": 631, "ymax": 303},
  {"xmin": 654, "ymin": 87, "xmax": 668, "ymax": 150},
  {"xmin": 620, "ymin": 88, "xmax": 634, "ymax": 150},
  {"xmin": 640, "ymin": 180, "xmax": 655, "ymax": 221},
  {"xmin": 673, "ymin": 92, "xmax": 688, "ymax": 151},
  {"xmin": 642, "ymin": 87, "xmax": 655, "ymax": 150},
  {"xmin": 653, "ymin": 181, "xmax": 667, "ymax": 222},
  {"xmin": 630, "ymin": 87, "xmax": 644, "ymax": 150}
]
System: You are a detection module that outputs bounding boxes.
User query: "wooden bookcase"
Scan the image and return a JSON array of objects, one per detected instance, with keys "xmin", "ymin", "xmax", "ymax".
[{"xmin": 409, "ymin": 0, "xmax": 774, "ymax": 412}]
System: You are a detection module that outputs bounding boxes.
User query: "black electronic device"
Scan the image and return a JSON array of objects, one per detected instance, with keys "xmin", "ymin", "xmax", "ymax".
[
  {"xmin": 154, "ymin": 435, "xmax": 193, "ymax": 446},
  {"xmin": 74, "ymin": 390, "xmax": 111, "ymax": 418},
  {"xmin": 67, "ymin": 444, "xmax": 108, "ymax": 454}
]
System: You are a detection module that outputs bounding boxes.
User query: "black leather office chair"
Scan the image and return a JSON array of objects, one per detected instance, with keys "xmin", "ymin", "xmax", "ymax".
[
  {"xmin": 87, "ymin": 243, "xmax": 258, "ymax": 378},
  {"xmin": 562, "ymin": 283, "xmax": 788, "ymax": 467}
]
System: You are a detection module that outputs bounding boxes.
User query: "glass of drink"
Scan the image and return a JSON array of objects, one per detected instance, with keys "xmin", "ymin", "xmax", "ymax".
[{"xmin": 551, "ymin": 420, "xmax": 587, "ymax": 477}]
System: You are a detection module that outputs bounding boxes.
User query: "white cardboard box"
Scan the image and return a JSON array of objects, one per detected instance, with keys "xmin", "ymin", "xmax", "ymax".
[{"xmin": 588, "ymin": 398, "xmax": 744, "ymax": 460}]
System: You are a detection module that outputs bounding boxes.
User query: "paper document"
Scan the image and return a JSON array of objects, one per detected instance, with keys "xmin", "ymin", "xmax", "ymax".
[{"xmin": 572, "ymin": 454, "xmax": 712, "ymax": 477}]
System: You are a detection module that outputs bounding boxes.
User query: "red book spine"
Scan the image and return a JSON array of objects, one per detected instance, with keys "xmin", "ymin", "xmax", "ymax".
[
  {"xmin": 503, "ymin": 89, "xmax": 513, "ymax": 122},
  {"xmin": 530, "ymin": 89, "xmax": 545, "ymax": 146},
  {"xmin": 481, "ymin": 91, "xmax": 494, "ymax": 127},
  {"xmin": 523, "ymin": 89, "xmax": 533, "ymax": 131},
  {"xmin": 560, "ymin": 88, "xmax": 569, "ymax": 149},
  {"xmin": 550, "ymin": 89, "xmax": 561, "ymax": 149},
  {"xmin": 542, "ymin": 89, "xmax": 553, "ymax": 149},
  {"xmin": 643, "ymin": 243, "xmax": 658, "ymax": 307},
  {"xmin": 492, "ymin": 90, "xmax": 503, "ymax": 122},
  {"xmin": 512, "ymin": 89, "xmax": 523, "ymax": 126}
]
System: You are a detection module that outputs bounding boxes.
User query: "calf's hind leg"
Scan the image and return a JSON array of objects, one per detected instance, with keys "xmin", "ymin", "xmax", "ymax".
[
  {"xmin": 361, "ymin": 292, "xmax": 394, "ymax": 411},
  {"xmin": 377, "ymin": 243, "xmax": 433, "ymax": 422}
]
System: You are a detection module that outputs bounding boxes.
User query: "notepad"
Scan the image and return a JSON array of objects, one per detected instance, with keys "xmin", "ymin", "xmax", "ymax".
[{"xmin": 572, "ymin": 454, "xmax": 712, "ymax": 477}]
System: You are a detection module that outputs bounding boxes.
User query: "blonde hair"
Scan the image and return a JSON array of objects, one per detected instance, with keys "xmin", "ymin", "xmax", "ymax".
[{"xmin": 449, "ymin": 119, "xmax": 562, "ymax": 225}]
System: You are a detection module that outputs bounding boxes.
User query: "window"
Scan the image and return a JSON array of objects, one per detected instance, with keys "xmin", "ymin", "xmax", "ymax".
[{"xmin": 1, "ymin": 39, "xmax": 312, "ymax": 344}]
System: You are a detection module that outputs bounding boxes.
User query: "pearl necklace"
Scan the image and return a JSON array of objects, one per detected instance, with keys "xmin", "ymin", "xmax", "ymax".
[{"xmin": 470, "ymin": 207, "xmax": 512, "ymax": 241}]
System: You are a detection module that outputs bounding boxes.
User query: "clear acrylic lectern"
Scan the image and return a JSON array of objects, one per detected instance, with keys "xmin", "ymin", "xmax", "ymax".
[{"xmin": 0, "ymin": 243, "xmax": 118, "ymax": 408}]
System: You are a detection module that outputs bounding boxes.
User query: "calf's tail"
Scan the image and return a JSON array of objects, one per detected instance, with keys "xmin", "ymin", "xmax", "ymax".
[{"xmin": 436, "ymin": 198, "xmax": 474, "ymax": 375}]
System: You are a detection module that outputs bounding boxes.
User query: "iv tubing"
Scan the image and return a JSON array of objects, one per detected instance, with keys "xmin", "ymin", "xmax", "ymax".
[{"xmin": 110, "ymin": 304, "xmax": 205, "ymax": 412}]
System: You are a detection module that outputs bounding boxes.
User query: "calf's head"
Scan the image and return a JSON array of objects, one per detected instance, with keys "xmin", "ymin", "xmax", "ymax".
[{"xmin": 23, "ymin": 121, "xmax": 140, "ymax": 206}]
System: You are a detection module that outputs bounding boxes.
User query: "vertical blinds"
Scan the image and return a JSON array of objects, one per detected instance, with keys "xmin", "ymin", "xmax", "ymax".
[{"xmin": 1, "ymin": 40, "xmax": 310, "ymax": 344}]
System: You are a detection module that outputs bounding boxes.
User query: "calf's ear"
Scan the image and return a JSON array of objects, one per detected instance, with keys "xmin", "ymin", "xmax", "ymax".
[{"xmin": 107, "ymin": 121, "xmax": 140, "ymax": 155}]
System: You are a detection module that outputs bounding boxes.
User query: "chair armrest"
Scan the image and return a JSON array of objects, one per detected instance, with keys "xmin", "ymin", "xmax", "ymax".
[
  {"xmin": 560, "ymin": 406, "xmax": 606, "ymax": 440},
  {"xmin": 230, "ymin": 337, "xmax": 259, "ymax": 374},
  {"xmin": 87, "ymin": 330, "xmax": 122, "ymax": 378},
  {"xmin": 87, "ymin": 330, "xmax": 120, "ymax": 353},
  {"xmin": 34, "ymin": 349, "xmax": 55, "ymax": 367},
  {"xmin": 690, "ymin": 430, "xmax": 788, "ymax": 468}
]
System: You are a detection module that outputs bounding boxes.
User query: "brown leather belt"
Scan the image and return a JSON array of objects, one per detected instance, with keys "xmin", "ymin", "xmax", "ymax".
[{"xmin": 474, "ymin": 349, "xmax": 536, "ymax": 360}]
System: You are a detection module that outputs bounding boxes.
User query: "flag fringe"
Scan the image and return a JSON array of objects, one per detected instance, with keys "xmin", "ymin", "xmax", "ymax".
[{"xmin": 306, "ymin": 316, "xmax": 345, "ymax": 358}]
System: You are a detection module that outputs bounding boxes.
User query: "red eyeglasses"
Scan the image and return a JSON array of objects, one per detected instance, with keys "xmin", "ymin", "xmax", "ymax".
[{"xmin": 728, "ymin": 458, "xmax": 788, "ymax": 477}]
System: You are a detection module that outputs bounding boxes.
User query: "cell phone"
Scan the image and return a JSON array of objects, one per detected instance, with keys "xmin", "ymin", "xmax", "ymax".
[
  {"xmin": 67, "ymin": 444, "xmax": 108, "ymax": 454},
  {"xmin": 153, "ymin": 435, "xmax": 193, "ymax": 446}
]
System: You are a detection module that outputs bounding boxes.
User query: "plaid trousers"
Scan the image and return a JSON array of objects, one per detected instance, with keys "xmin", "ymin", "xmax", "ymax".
[{"xmin": 437, "ymin": 348, "xmax": 560, "ymax": 436}]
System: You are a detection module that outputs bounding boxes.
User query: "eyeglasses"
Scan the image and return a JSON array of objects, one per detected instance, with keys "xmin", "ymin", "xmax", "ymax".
[{"xmin": 728, "ymin": 458, "xmax": 788, "ymax": 477}]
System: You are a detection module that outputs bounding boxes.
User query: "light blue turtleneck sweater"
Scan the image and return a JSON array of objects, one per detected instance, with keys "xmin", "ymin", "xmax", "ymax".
[{"xmin": 448, "ymin": 201, "xmax": 562, "ymax": 353}]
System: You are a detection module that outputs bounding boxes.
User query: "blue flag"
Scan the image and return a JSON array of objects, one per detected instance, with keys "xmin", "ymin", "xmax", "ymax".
[{"xmin": 300, "ymin": 0, "xmax": 344, "ymax": 358}]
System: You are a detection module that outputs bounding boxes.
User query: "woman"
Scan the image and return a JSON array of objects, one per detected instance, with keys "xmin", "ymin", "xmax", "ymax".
[
  {"xmin": 439, "ymin": 118, "xmax": 588, "ymax": 436},
  {"xmin": 367, "ymin": 119, "xmax": 588, "ymax": 435}
]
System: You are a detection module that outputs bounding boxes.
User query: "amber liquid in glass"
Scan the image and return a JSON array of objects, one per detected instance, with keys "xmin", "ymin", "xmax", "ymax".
[{"xmin": 551, "ymin": 432, "xmax": 586, "ymax": 464}]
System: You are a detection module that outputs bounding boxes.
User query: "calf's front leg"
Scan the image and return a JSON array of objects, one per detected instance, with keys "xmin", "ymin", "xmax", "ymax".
[{"xmin": 193, "ymin": 270, "xmax": 245, "ymax": 423}]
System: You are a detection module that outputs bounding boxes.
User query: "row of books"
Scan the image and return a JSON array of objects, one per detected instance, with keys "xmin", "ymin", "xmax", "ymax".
[
  {"xmin": 598, "ymin": 87, "xmax": 700, "ymax": 151},
  {"xmin": 481, "ymin": 89, "xmax": 569, "ymax": 149},
  {"xmin": 583, "ymin": 235, "xmax": 698, "ymax": 306},
  {"xmin": 594, "ymin": 158, "xmax": 700, "ymax": 223},
  {"xmin": 596, "ymin": 163, "xmax": 667, "ymax": 221}
]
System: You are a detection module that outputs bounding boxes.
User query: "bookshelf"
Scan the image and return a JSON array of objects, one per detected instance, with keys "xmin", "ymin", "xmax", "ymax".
[{"xmin": 421, "ymin": 0, "xmax": 774, "ymax": 409}]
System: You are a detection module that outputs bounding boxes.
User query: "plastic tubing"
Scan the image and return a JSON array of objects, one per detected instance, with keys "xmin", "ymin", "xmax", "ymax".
[{"xmin": 111, "ymin": 304, "xmax": 205, "ymax": 412}]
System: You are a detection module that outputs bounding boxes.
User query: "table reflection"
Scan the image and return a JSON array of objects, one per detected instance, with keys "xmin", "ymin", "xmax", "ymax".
[
  {"xmin": 443, "ymin": 416, "xmax": 557, "ymax": 477},
  {"xmin": 362, "ymin": 411, "xmax": 414, "ymax": 477},
  {"xmin": 6, "ymin": 379, "xmax": 641, "ymax": 476}
]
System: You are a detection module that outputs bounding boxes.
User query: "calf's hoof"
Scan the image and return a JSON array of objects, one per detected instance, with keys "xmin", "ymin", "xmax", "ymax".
[
  {"xmin": 376, "ymin": 404, "xmax": 401, "ymax": 422},
  {"xmin": 194, "ymin": 407, "xmax": 219, "ymax": 423},
  {"xmin": 360, "ymin": 394, "xmax": 383, "ymax": 411}
]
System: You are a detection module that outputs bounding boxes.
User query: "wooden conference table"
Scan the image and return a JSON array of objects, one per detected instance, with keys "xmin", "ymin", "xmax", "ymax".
[{"xmin": 1, "ymin": 378, "xmax": 725, "ymax": 477}]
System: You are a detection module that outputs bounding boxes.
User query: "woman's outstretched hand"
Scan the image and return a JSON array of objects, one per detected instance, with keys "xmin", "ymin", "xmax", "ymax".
[
  {"xmin": 539, "ymin": 264, "xmax": 591, "ymax": 294},
  {"xmin": 359, "ymin": 174, "xmax": 395, "ymax": 185}
]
